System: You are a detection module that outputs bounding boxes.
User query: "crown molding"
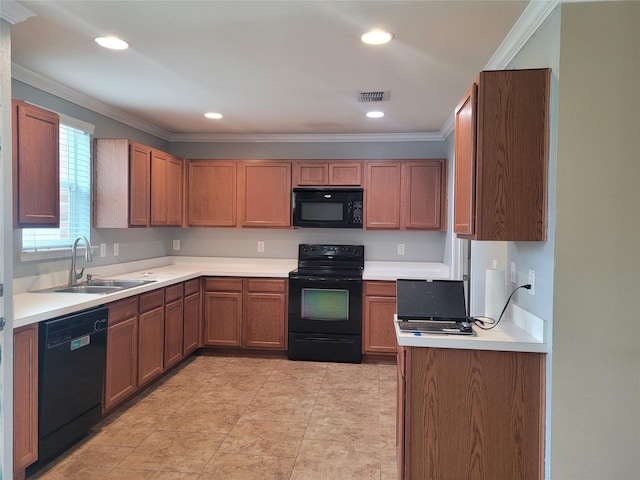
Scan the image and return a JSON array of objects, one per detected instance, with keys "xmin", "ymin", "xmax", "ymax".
[
  {"xmin": 169, "ymin": 132, "xmax": 444, "ymax": 143},
  {"xmin": 440, "ymin": 0, "xmax": 559, "ymax": 140},
  {"xmin": 11, "ymin": 63, "xmax": 172, "ymax": 140},
  {"xmin": 0, "ymin": 0, "xmax": 35, "ymax": 25}
]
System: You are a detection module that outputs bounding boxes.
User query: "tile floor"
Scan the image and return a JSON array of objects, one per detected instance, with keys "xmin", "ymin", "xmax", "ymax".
[{"xmin": 29, "ymin": 354, "xmax": 398, "ymax": 480}]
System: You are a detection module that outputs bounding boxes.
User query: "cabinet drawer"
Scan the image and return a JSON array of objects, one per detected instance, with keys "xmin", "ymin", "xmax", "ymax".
[
  {"xmin": 184, "ymin": 278, "xmax": 200, "ymax": 296},
  {"xmin": 204, "ymin": 277, "xmax": 243, "ymax": 292},
  {"xmin": 246, "ymin": 278, "xmax": 286, "ymax": 293},
  {"xmin": 165, "ymin": 283, "xmax": 183, "ymax": 302},
  {"xmin": 108, "ymin": 297, "xmax": 138, "ymax": 325},
  {"xmin": 139, "ymin": 289, "xmax": 165, "ymax": 313},
  {"xmin": 364, "ymin": 281, "xmax": 396, "ymax": 297}
]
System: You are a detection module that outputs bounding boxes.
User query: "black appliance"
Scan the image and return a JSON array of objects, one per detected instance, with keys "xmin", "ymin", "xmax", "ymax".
[
  {"xmin": 288, "ymin": 244, "xmax": 364, "ymax": 363},
  {"xmin": 292, "ymin": 187, "xmax": 363, "ymax": 229},
  {"xmin": 36, "ymin": 306, "xmax": 108, "ymax": 465}
]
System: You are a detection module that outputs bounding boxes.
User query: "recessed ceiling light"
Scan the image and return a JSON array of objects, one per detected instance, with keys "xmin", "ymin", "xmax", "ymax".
[
  {"xmin": 204, "ymin": 112, "xmax": 223, "ymax": 119},
  {"xmin": 366, "ymin": 111, "xmax": 385, "ymax": 119},
  {"xmin": 361, "ymin": 29, "xmax": 393, "ymax": 45},
  {"xmin": 94, "ymin": 36, "xmax": 129, "ymax": 50}
]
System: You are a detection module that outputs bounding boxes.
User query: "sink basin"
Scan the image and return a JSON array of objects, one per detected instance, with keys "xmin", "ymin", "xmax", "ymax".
[{"xmin": 35, "ymin": 279, "xmax": 156, "ymax": 294}]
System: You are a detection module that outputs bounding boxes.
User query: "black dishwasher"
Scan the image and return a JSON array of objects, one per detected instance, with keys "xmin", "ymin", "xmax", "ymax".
[{"xmin": 37, "ymin": 305, "xmax": 108, "ymax": 464}]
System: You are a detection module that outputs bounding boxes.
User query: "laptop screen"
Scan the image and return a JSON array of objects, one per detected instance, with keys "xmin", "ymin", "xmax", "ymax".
[{"xmin": 396, "ymin": 279, "xmax": 468, "ymax": 321}]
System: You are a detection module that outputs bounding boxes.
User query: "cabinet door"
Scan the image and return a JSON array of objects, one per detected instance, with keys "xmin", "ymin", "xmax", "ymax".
[
  {"xmin": 104, "ymin": 317, "xmax": 138, "ymax": 411},
  {"xmin": 240, "ymin": 161, "xmax": 291, "ymax": 227},
  {"xmin": 453, "ymin": 83, "xmax": 477, "ymax": 236},
  {"xmin": 294, "ymin": 162, "xmax": 328, "ymax": 186},
  {"xmin": 187, "ymin": 161, "xmax": 237, "ymax": 227},
  {"xmin": 166, "ymin": 156, "xmax": 183, "ymax": 226},
  {"xmin": 363, "ymin": 281, "xmax": 397, "ymax": 354},
  {"xmin": 12, "ymin": 100, "xmax": 60, "ymax": 228},
  {"xmin": 244, "ymin": 279, "xmax": 287, "ymax": 350},
  {"xmin": 138, "ymin": 307, "xmax": 165, "ymax": 386},
  {"xmin": 183, "ymin": 292, "xmax": 201, "ymax": 355},
  {"xmin": 402, "ymin": 160, "xmax": 446, "ymax": 230},
  {"xmin": 397, "ymin": 346, "xmax": 407, "ymax": 480},
  {"xmin": 203, "ymin": 291, "xmax": 243, "ymax": 346},
  {"xmin": 13, "ymin": 325, "xmax": 38, "ymax": 473},
  {"xmin": 129, "ymin": 142, "xmax": 151, "ymax": 226},
  {"xmin": 164, "ymin": 298, "xmax": 184, "ymax": 369},
  {"xmin": 150, "ymin": 150, "xmax": 168, "ymax": 226},
  {"xmin": 365, "ymin": 162, "xmax": 401, "ymax": 229},
  {"xmin": 329, "ymin": 162, "xmax": 362, "ymax": 186}
]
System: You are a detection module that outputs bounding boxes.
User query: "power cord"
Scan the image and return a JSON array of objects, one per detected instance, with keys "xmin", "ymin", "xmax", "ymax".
[{"xmin": 471, "ymin": 284, "xmax": 532, "ymax": 330}]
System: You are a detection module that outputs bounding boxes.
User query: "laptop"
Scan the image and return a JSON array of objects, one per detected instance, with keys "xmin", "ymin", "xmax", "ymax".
[{"xmin": 396, "ymin": 279, "xmax": 475, "ymax": 335}]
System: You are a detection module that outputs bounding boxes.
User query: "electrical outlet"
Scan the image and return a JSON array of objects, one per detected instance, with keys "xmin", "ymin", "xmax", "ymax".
[
  {"xmin": 257, "ymin": 241, "xmax": 265, "ymax": 253},
  {"xmin": 113, "ymin": 243, "xmax": 119, "ymax": 257},
  {"xmin": 528, "ymin": 269, "xmax": 536, "ymax": 296},
  {"xmin": 397, "ymin": 244, "xmax": 405, "ymax": 255},
  {"xmin": 511, "ymin": 262, "xmax": 516, "ymax": 283},
  {"xmin": 173, "ymin": 239, "xmax": 180, "ymax": 251},
  {"xmin": 492, "ymin": 259, "xmax": 498, "ymax": 269},
  {"xmin": 100, "ymin": 243, "xmax": 107, "ymax": 258}
]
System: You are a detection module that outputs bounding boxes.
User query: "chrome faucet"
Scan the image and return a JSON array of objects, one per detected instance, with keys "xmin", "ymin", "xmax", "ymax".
[{"xmin": 69, "ymin": 236, "xmax": 93, "ymax": 285}]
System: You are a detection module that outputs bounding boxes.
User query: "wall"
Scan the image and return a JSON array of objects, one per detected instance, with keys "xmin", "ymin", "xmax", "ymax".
[
  {"xmin": 11, "ymin": 80, "xmax": 451, "ymax": 279},
  {"xmin": 550, "ymin": 2, "xmax": 639, "ymax": 478}
]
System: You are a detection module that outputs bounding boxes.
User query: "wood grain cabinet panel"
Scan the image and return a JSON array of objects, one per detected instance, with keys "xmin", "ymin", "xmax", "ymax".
[
  {"xmin": 104, "ymin": 317, "xmax": 138, "ymax": 411},
  {"xmin": 183, "ymin": 286, "xmax": 201, "ymax": 355},
  {"xmin": 151, "ymin": 150, "xmax": 183, "ymax": 226},
  {"xmin": 363, "ymin": 281, "xmax": 397, "ymax": 354},
  {"xmin": 13, "ymin": 325, "xmax": 38, "ymax": 475},
  {"xmin": 239, "ymin": 161, "xmax": 291, "ymax": 228},
  {"xmin": 12, "ymin": 99, "xmax": 60, "ymax": 228},
  {"xmin": 204, "ymin": 278, "xmax": 243, "ymax": 346},
  {"xmin": 164, "ymin": 284, "xmax": 184, "ymax": 369},
  {"xmin": 138, "ymin": 290, "xmax": 165, "ymax": 387},
  {"xmin": 129, "ymin": 142, "xmax": 152, "ymax": 227},
  {"xmin": 454, "ymin": 69, "xmax": 550, "ymax": 241},
  {"xmin": 365, "ymin": 162, "xmax": 402, "ymax": 229},
  {"xmin": 244, "ymin": 278, "xmax": 287, "ymax": 349},
  {"xmin": 187, "ymin": 160, "xmax": 237, "ymax": 227},
  {"xmin": 400, "ymin": 347, "xmax": 545, "ymax": 480},
  {"xmin": 293, "ymin": 161, "xmax": 362, "ymax": 186}
]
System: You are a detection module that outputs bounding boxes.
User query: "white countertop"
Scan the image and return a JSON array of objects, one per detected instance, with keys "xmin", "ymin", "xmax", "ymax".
[
  {"xmin": 13, "ymin": 256, "xmax": 450, "ymax": 328},
  {"xmin": 394, "ymin": 315, "xmax": 547, "ymax": 353}
]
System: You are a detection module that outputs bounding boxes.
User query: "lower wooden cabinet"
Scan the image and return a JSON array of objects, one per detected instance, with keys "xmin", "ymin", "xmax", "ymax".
[
  {"xmin": 14, "ymin": 324, "xmax": 38, "ymax": 476},
  {"xmin": 138, "ymin": 290, "xmax": 165, "ymax": 387},
  {"xmin": 398, "ymin": 347, "xmax": 545, "ymax": 480},
  {"xmin": 164, "ymin": 284, "xmax": 184, "ymax": 369},
  {"xmin": 183, "ymin": 279, "xmax": 202, "ymax": 355},
  {"xmin": 363, "ymin": 281, "xmax": 397, "ymax": 354},
  {"xmin": 204, "ymin": 277, "xmax": 287, "ymax": 350}
]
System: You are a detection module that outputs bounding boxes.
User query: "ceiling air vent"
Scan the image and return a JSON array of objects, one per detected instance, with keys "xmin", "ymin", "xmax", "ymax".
[{"xmin": 358, "ymin": 91, "xmax": 390, "ymax": 102}]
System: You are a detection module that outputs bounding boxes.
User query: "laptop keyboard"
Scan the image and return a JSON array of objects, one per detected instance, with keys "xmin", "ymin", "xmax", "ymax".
[{"xmin": 398, "ymin": 321, "xmax": 459, "ymax": 332}]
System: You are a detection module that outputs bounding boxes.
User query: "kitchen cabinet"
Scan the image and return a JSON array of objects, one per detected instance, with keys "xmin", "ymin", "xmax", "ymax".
[
  {"xmin": 398, "ymin": 347, "xmax": 545, "ymax": 479},
  {"xmin": 364, "ymin": 159, "xmax": 446, "ymax": 231},
  {"xmin": 239, "ymin": 161, "xmax": 291, "ymax": 228},
  {"xmin": 203, "ymin": 277, "xmax": 243, "ymax": 346},
  {"xmin": 183, "ymin": 278, "xmax": 202, "ymax": 355},
  {"xmin": 363, "ymin": 281, "xmax": 397, "ymax": 354},
  {"xmin": 151, "ymin": 150, "xmax": 183, "ymax": 226},
  {"xmin": 104, "ymin": 297, "xmax": 138, "ymax": 412},
  {"xmin": 14, "ymin": 324, "xmax": 38, "ymax": 477},
  {"xmin": 203, "ymin": 277, "xmax": 288, "ymax": 350},
  {"xmin": 94, "ymin": 139, "xmax": 183, "ymax": 228},
  {"xmin": 454, "ymin": 68, "xmax": 550, "ymax": 241},
  {"xmin": 293, "ymin": 161, "xmax": 362, "ymax": 186},
  {"xmin": 164, "ymin": 283, "xmax": 184, "ymax": 369},
  {"xmin": 186, "ymin": 160, "xmax": 237, "ymax": 227},
  {"xmin": 137, "ymin": 289, "xmax": 165, "ymax": 387},
  {"xmin": 12, "ymin": 99, "xmax": 60, "ymax": 228},
  {"xmin": 244, "ymin": 278, "xmax": 287, "ymax": 349}
]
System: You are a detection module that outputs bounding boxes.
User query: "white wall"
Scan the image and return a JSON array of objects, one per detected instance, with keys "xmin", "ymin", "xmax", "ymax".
[{"xmin": 550, "ymin": 2, "xmax": 640, "ymax": 478}]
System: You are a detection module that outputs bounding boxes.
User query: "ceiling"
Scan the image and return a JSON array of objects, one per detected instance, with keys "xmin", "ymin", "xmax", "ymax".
[{"xmin": 8, "ymin": 1, "xmax": 530, "ymax": 140}]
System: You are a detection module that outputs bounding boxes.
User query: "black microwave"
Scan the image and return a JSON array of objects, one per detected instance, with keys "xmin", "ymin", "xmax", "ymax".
[{"xmin": 292, "ymin": 187, "xmax": 363, "ymax": 229}]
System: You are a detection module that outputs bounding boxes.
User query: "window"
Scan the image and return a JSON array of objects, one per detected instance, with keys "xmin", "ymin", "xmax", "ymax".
[{"xmin": 22, "ymin": 122, "xmax": 92, "ymax": 251}]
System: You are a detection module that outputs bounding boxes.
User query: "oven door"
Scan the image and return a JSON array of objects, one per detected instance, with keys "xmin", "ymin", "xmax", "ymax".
[{"xmin": 288, "ymin": 275, "xmax": 362, "ymax": 336}]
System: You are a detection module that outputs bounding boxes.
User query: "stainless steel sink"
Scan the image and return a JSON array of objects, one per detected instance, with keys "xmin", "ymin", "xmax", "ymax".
[{"xmin": 35, "ymin": 279, "xmax": 156, "ymax": 294}]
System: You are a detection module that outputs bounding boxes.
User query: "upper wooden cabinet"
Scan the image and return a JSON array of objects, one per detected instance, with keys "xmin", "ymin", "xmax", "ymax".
[
  {"xmin": 239, "ymin": 161, "xmax": 292, "ymax": 228},
  {"xmin": 293, "ymin": 161, "xmax": 362, "ymax": 186},
  {"xmin": 94, "ymin": 139, "xmax": 183, "ymax": 228},
  {"xmin": 454, "ymin": 68, "xmax": 550, "ymax": 241},
  {"xmin": 186, "ymin": 160, "xmax": 237, "ymax": 227},
  {"xmin": 365, "ymin": 159, "xmax": 447, "ymax": 231},
  {"xmin": 151, "ymin": 150, "xmax": 183, "ymax": 226},
  {"xmin": 12, "ymin": 99, "xmax": 60, "ymax": 228}
]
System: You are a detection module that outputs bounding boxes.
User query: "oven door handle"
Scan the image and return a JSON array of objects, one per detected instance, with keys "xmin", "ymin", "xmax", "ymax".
[{"xmin": 300, "ymin": 336, "xmax": 353, "ymax": 343}]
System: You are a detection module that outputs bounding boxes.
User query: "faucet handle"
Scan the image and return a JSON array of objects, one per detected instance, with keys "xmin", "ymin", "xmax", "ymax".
[
  {"xmin": 76, "ymin": 268, "xmax": 85, "ymax": 281},
  {"xmin": 86, "ymin": 273, "xmax": 99, "ymax": 282}
]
